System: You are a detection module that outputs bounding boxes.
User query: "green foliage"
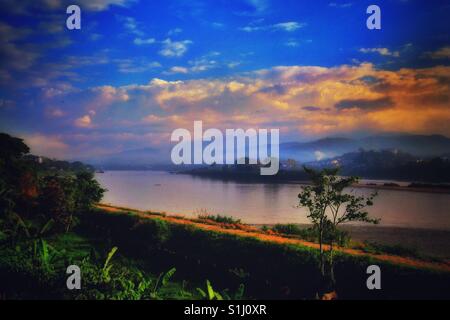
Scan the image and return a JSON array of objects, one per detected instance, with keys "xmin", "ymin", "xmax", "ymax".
[
  {"xmin": 273, "ymin": 224, "xmax": 314, "ymax": 239},
  {"xmin": 150, "ymin": 267, "xmax": 177, "ymax": 299},
  {"xmin": 102, "ymin": 246, "xmax": 118, "ymax": 282},
  {"xmin": 130, "ymin": 218, "xmax": 171, "ymax": 250},
  {"xmin": 272, "ymin": 223, "xmax": 350, "ymax": 247},
  {"xmin": 222, "ymin": 283, "xmax": 246, "ymax": 300},
  {"xmin": 298, "ymin": 166, "xmax": 379, "ymax": 291},
  {"xmin": 360, "ymin": 241, "xmax": 425, "ymax": 260},
  {"xmin": 197, "ymin": 280, "xmax": 223, "ymax": 300},
  {"xmin": 0, "ymin": 133, "xmax": 33, "ymax": 221},
  {"xmin": 0, "ymin": 132, "xmax": 105, "ymax": 237},
  {"xmin": 196, "ymin": 280, "xmax": 245, "ymax": 300},
  {"xmin": 37, "ymin": 172, "xmax": 105, "ymax": 232},
  {"xmin": 74, "ymin": 251, "xmax": 150, "ymax": 300},
  {"xmin": 198, "ymin": 214, "xmax": 241, "ymax": 224},
  {"xmin": 0, "ymin": 133, "xmax": 30, "ymax": 160},
  {"xmin": 37, "ymin": 239, "xmax": 56, "ymax": 273}
]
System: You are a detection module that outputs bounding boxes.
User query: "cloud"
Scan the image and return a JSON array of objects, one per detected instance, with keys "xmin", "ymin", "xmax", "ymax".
[
  {"xmin": 24, "ymin": 134, "xmax": 69, "ymax": 158},
  {"xmin": 240, "ymin": 21, "xmax": 306, "ymax": 32},
  {"xmin": 335, "ymin": 97, "xmax": 394, "ymax": 110},
  {"xmin": 168, "ymin": 28, "xmax": 182, "ymax": 35},
  {"xmin": 285, "ymin": 40, "xmax": 300, "ymax": 47},
  {"xmin": 164, "ymin": 52, "xmax": 231, "ymax": 74},
  {"xmin": 77, "ymin": 0, "xmax": 137, "ymax": 11},
  {"xmin": 0, "ymin": 0, "xmax": 136, "ymax": 14},
  {"xmin": 159, "ymin": 39, "xmax": 193, "ymax": 57},
  {"xmin": 89, "ymin": 33, "xmax": 103, "ymax": 41},
  {"xmin": 211, "ymin": 22, "xmax": 225, "ymax": 29},
  {"xmin": 13, "ymin": 63, "xmax": 450, "ymax": 158},
  {"xmin": 0, "ymin": 99, "xmax": 15, "ymax": 109},
  {"xmin": 272, "ymin": 22, "xmax": 304, "ymax": 32},
  {"xmin": 45, "ymin": 106, "xmax": 65, "ymax": 118},
  {"xmin": 116, "ymin": 59, "xmax": 161, "ymax": 73},
  {"xmin": 189, "ymin": 56, "xmax": 218, "ymax": 72},
  {"xmin": 302, "ymin": 106, "xmax": 322, "ymax": 112},
  {"xmin": 75, "ymin": 114, "xmax": 93, "ymax": 128},
  {"xmin": 80, "ymin": 64, "xmax": 449, "ymax": 135},
  {"xmin": 119, "ymin": 16, "xmax": 145, "ymax": 37},
  {"xmin": 329, "ymin": 2, "xmax": 353, "ymax": 8},
  {"xmin": 236, "ymin": 0, "xmax": 270, "ymax": 15},
  {"xmin": 167, "ymin": 66, "xmax": 189, "ymax": 74},
  {"xmin": 0, "ymin": 22, "xmax": 37, "ymax": 72},
  {"xmin": 425, "ymin": 46, "xmax": 450, "ymax": 60},
  {"xmin": 359, "ymin": 47, "xmax": 400, "ymax": 57},
  {"xmin": 133, "ymin": 37, "xmax": 156, "ymax": 45}
]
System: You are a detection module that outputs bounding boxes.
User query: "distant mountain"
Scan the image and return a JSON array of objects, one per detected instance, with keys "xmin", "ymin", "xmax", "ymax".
[
  {"xmin": 281, "ymin": 137, "xmax": 357, "ymax": 162},
  {"xmin": 360, "ymin": 134, "xmax": 450, "ymax": 157},
  {"xmin": 84, "ymin": 146, "xmax": 170, "ymax": 169},
  {"xmin": 82, "ymin": 133, "xmax": 450, "ymax": 169},
  {"xmin": 280, "ymin": 134, "xmax": 450, "ymax": 162},
  {"xmin": 306, "ymin": 149, "xmax": 450, "ymax": 182}
]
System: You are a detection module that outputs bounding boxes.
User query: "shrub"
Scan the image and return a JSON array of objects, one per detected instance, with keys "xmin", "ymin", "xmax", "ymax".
[{"xmin": 197, "ymin": 214, "xmax": 241, "ymax": 224}]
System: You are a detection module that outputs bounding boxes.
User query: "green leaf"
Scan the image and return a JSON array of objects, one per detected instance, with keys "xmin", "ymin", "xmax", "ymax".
[
  {"xmin": 196, "ymin": 287, "xmax": 206, "ymax": 298},
  {"xmin": 103, "ymin": 246, "xmax": 118, "ymax": 271},
  {"xmin": 235, "ymin": 284, "xmax": 245, "ymax": 300},
  {"xmin": 39, "ymin": 219, "xmax": 54, "ymax": 235},
  {"xmin": 162, "ymin": 267, "xmax": 176, "ymax": 286},
  {"xmin": 206, "ymin": 280, "xmax": 214, "ymax": 300}
]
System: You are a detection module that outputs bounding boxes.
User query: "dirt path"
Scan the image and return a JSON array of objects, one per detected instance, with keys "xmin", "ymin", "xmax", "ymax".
[{"xmin": 97, "ymin": 204, "xmax": 450, "ymax": 273}]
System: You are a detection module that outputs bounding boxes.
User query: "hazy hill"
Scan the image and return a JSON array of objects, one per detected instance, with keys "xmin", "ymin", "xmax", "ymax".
[
  {"xmin": 280, "ymin": 134, "xmax": 450, "ymax": 162},
  {"xmin": 83, "ymin": 133, "xmax": 450, "ymax": 169},
  {"xmin": 307, "ymin": 149, "xmax": 450, "ymax": 182}
]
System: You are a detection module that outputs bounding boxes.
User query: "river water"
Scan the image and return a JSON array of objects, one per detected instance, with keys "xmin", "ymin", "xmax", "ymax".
[{"xmin": 96, "ymin": 170, "xmax": 450, "ymax": 231}]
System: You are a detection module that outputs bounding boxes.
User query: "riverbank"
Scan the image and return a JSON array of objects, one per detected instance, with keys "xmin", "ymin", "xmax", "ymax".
[{"xmin": 97, "ymin": 204, "xmax": 450, "ymax": 272}]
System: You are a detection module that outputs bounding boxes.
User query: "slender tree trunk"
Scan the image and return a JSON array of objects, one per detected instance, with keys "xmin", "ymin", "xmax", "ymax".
[
  {"xmin": 329, "ymin": 241, "xmax": 335, "ymax": 286},
  {"xmin": 319, "ymin": 227, "xmax": 324, "ymax": 276},
  {"xmin": 65, "ymin": 214, "xmax": 72, "ymax": 233},
  {"xmin": 317, "ymin": 224, "xmax": 326, "ymax": 299}
]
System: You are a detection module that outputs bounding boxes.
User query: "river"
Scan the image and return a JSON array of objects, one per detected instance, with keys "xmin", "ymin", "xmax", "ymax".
[{"xmin": 96, "ymin": 170, "xmax": 450, "ymax": 231}]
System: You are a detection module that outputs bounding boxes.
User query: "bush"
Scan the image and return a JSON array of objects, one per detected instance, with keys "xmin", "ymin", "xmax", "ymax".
[
  {"xmin": 37, "ymin": 172, "xmax": 105, "ymax": 233},
  {"xmin": 272, "ymin": 223, "xmax": 351, "ymax": 247},
  {"xmin": 197, "ymin": 214, "xmax": 241, "ymax": 224}
]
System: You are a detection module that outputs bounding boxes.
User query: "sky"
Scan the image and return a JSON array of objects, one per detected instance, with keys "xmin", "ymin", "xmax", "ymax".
[{"xmin": 0, "ymin": 0, "xmax": 449, "ymax": 160}]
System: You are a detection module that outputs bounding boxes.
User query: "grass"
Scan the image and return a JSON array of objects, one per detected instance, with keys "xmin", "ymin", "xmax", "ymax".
[{"xmin": 354, "ymin": 240, "xmax": 442, "ymax": 263}]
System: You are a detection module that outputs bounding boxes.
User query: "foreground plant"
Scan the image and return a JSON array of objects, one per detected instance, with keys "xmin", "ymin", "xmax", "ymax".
[{"xmin": 197, "ymin": 280, "xmax": 223, "ymax": 300}]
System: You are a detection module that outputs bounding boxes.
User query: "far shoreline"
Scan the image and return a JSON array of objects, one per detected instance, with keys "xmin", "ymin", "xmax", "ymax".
[
  {"xmin": 178, "ymin": 170, "xmax": 450, "ymax": 194},
  {"xmin": 96, "ymin": 169, "xmax": 450, "ymax": 194}
]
